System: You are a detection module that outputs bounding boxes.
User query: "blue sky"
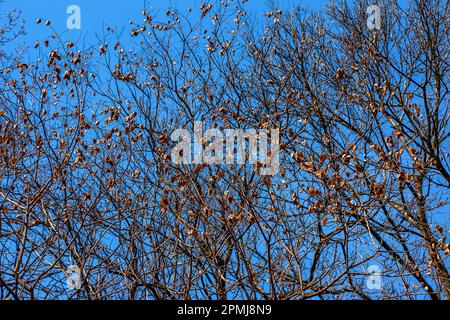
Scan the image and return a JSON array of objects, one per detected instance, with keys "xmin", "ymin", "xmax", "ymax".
[
  {"xmin": 0, "ymin": 0, "xmax": 447, "ymax": 300},
  {"xmin": 2, "ymin": 0, "xmax": 330, "ymax": 50},
  {"xmin": 1, "ymin": 0, "xmax": 445, "ymax": 226}
]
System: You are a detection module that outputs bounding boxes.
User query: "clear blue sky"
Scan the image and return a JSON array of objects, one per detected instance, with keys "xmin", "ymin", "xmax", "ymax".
[
  {"xmin": 1, "ymin": 0, "xmax": 446, "ymax": 299},
  {"xmin": 2, "ymin": 0, "xmax": 329, "ymax": 50}
]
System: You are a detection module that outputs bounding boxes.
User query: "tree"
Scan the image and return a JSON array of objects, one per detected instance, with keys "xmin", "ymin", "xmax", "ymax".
[
  {"xmin": 0, "ymin": 0, "xmax": 24, "ymax": 63},
  {"xmin": 0, "ymin": 0, "xmax": 449, "ymax": 299}
]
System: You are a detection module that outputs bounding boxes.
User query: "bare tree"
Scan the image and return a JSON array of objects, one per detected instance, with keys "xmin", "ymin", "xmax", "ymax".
[
  {"xmin": 0, "ymin": 0, "xmax": 24, "ymax": 63},
  {"xmin": 0, "ymin": 0, "xmax": 449, "ymax": 300}
]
